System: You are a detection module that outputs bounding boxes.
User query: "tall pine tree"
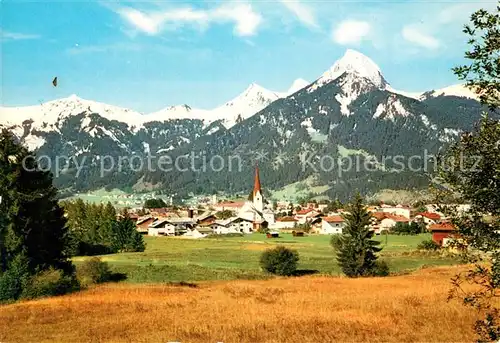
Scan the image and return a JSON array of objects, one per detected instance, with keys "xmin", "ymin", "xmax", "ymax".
[
  {"xmin": 332, "ymin": 194, "xmax": 383, "ymax": 277},
  {"xmin": 0, "ymin": 129, "xmax": 73, "ymax": 275}
]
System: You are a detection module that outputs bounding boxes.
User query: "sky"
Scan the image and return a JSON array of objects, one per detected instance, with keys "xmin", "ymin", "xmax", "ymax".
[{"xmin": 1, "ymin": 0, "xmax": 497, "ymax": 113}]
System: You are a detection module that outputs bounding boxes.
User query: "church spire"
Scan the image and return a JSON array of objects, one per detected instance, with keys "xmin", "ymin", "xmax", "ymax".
[{"xmin": 253, "ymin": 164, "xmax": 261, "ymax": 197}]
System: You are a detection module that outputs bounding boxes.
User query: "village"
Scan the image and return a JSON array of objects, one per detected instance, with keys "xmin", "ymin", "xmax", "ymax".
[{"xmin": 128, "ymin": 166, "xmax": 465, "ymax": 248}]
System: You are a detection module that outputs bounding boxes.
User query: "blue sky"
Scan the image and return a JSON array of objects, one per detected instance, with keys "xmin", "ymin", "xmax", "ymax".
[{"xmin": 1, "ymin": 0, "xmax": 497, "ymax": 113}]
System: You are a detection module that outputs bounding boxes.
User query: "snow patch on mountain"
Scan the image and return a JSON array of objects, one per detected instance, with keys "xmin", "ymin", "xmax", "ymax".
[
  {"xmin": 423, "ymin": 84, "xmax": 479, "ymax": 100},
  {"xmin": 373, "ymin": 104, "xmax": 386, "ymax": 119}
]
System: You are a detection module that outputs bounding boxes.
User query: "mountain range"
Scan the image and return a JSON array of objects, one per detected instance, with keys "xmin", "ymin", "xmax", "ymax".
[{"xmin": 0, "ymin": 49, "xmax": 486, "ymax": 201}]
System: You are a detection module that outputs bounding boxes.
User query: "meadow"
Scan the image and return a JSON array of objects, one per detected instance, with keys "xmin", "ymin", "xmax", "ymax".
[
  {"xmin": 0, "ymin": 265, "xmax": 478, "ymax": 342},
  {"xmin": 73, "ymin": 233, "xmax": 462, "ymax": 283}
]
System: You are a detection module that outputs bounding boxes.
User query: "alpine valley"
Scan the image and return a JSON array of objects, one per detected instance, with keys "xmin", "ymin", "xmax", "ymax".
[{"xmin": 0, "ymin": 50, "xmax": 488, "ymax": 200}]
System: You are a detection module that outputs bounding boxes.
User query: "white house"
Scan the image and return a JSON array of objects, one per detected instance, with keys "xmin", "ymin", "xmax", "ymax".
[
  {"xmin": 414, "ymin": 212, "xmax": 441, "ymax": 228},
  {"xmin": 381, "ymin": 205, "xmax": 411, "ymax": 219},
  {"xmin": 321, "ymin": 216, "xmax": 345, "ymax": 235},
  {"xmin": 269, "ymin": 216, "xmax": 298, "ymax": 230},
  {"xmin": 213, "ymin": 217, "xmax": 254, "ymax": 234},
  {"xmin": 295, "ymin": 208, "xmax": 320, "ymax": 224},
  {"xmin": 148, "ymin": 219, "xmax": 176, "ymax": 236}
]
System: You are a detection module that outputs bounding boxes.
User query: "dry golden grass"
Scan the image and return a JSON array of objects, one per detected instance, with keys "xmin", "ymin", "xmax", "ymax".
[{"xmin": 0, "ymin": 265, "xmax": 480, "ymax": 343}]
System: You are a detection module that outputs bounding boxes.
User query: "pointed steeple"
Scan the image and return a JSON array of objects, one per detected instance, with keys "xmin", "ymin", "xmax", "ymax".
[{"xmin": 253, "ymin": 164, "xmax": 261, "ymax": 197}]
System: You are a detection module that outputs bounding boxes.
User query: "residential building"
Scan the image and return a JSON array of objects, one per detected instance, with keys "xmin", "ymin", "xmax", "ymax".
[{"xmin": 321, "ymin": 216, "xmax": 345, "ymax": 235}]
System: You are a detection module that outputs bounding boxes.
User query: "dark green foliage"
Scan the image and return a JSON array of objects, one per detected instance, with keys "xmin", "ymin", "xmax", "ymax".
[
  {"xmin": 332, "ymin": 194, "xmax": 385, "ymax": 277},
  {"xmin": 372, "ymin": 260, "xmax": 390, "ymax": 277},
  {"xmin": 392, "ymin": 222, "xmax": 426, "ymax": 235},
  {"xmin": 215, "ymin": 209, "xmax": 235, "ymax": 219},
  {"xmin": 0, "ymin": 130, "xmax": 73, "ymax": 275},
  {"xmin": 144, "ymin": 198, "xmax": 167, "ymax": 209},
  {"xmin": 63, "ymin": 202, "xmax": 144, "ymax": 255},
  {"xmin": 443, "ymin": 4, "xmax": 500, "ymax": 341},
  {"xmin": 76, "ymin": 257, "xmax": 112, "ymax": 286},
  {"xmin": 0, "ymin": 254, "xmax": 30, "ymax": 302},
  {"xmin": 417, "ymin": 239, "xmax": 440, "ymax": 251},
  {"xmin": 0, "ymin": 130, "xmax": 76, "ymax": 302},
  {"xmin": 111, "ymin": 213, "xmax": 146, "ymax": 253},
  {"xmin": 21, "ymin": 268, "xmax": 79, "ymax": 300},
  {"xmin": 62, "ymin": 199, "xmax": 117, "ymax": 256},
  {"xmin": 260, "ymin": 246, "xmax": 299, "ymax": 276}
]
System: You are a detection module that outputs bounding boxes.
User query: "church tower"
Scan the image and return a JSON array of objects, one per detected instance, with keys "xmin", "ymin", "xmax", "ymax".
[{"xmin": 252, "ymin": 164, "xmax": 264, "ymax": 213}]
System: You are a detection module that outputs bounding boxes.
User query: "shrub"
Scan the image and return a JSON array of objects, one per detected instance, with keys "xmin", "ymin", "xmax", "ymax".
[
  {"xmin": 330, "ymin": 234, "xmax": 341, "ymax": 248},
  {"xmin": 260, "ymin": 246, "xmax": 299, "ymax": 276},
  {"xmin": 372, "ymin": 260, "xmax": 390, "ymax": 277},
  {"xmin": 417, "ymin": 239, "xmax": 440, "ymax": 251},
  {"xmin": 21, "ymin": 268, "xmax": 79, "ymax": 300},
  {"xmin": 77, "ymin": 257, "xmax": 112, "ymax": 286},
  {"xmin": 0, "ymin": 254, "xmax": 30, "ymax": 302}
]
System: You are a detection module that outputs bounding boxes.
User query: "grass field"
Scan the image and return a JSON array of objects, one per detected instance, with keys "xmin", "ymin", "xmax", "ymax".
[
  {"xmin": 73, "ymin": 233, "xmax": 462, "ymax": 283},
  {"xmin": 0, "ymin": 265, "xmax": 479, "ymax": 342}
]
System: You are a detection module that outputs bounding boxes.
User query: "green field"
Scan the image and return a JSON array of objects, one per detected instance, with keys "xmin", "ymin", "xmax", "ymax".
[{"xmin": 73, "ymin": 233, "xmax": 461, "ymax": 283}]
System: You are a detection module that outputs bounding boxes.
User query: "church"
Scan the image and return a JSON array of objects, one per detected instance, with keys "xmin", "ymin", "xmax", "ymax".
[{"xmin": 237, "ymin": 165, "xmax": 275, "ymax": 231}]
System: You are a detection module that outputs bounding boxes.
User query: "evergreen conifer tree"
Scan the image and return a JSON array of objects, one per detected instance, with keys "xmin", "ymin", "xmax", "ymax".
[{"xmin": 332, "ymin": 194, "xmax": 382, "ymax": 277}]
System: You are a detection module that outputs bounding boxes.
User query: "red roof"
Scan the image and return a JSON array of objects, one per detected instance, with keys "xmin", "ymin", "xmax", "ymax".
[
  {"xmin": 371, "ymin": 212, "xmax": 387, "ymax": 221},
  {"xmin": 277, "ymin": 216, "xmax": 297, "ymax": 222},
  {"xmin": 253, "ymin": 164, "xmax": 261, "ymax": 196},
  {"xmin": 429, "ymin": 223, "xmax": 456, "ymax": 232},
  {"xmin": 371, "ymin": 212, "xmax": 409, "ymax": 222},
  {"xmin": 296, "ymin": 208, "xmax": 314, "ymax": 215},
  {"xmin": 323, "ymin": 216, "xmax": 344, "ymax": 223},
  {"xmin": 417, "ymin": 212, "xmax": 441, "ymax": 221}
]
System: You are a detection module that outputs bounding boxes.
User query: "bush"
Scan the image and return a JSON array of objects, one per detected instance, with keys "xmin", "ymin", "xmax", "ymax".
[
  {"xmin": 417, "ymin": 239, "xmax": 440, "ymax": 251},
  {"xmin": 77, "ymin": 257, "xmax": 112, "ymax": 286},
  {"xmin": 260, "ymin": 246, "xmax": 299, "ymax": 276},
  {"xmin": 0, "ymin": 254, "xmax": 30, "ymax": 302},
  {"xmin": 372, "ymin": 260, "xmax": 390, "ymax": 277},
  {"xmin": 330, "ymin": 234, "xmax": 341, "ymax": 248},
  {"xmin": 21, "ymin": 268, "xmax": 79, "ymax": 300}
]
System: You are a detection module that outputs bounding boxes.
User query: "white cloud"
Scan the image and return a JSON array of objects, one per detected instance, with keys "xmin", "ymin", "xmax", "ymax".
[
  {"xmin": 1, "ymin": 30, "xmax": 40, "ymax": 41},
  {"xmin": 280, "ymin": 1, "xmax": 318, "ymax": 29},
  {"xmin": 332, "ymin": 20, "xmax": 370, "ymax": 45},
  {"xmin": 113, "ymin": 4, "xmax": 262, "ymax": 37},
  {"xmin": 402, "ymin": 26, "xmax": 440, "ymax": 49},
  {"xmin": 213, "ymin": 4, "xmax": 262, "ymax": 36}
]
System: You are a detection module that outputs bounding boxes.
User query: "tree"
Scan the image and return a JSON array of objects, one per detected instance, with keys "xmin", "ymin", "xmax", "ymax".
[
  {"xmin": 0, "ymin": 130, "xmax": 73, "ymax": 275},
  {"xmin": 144, "ymin": 198, "xmax": 167, "ymax": 209},
  {"xmin": 215, "ymin": 209, "xmax": 235, "ymax": 220},
  {"xmin": 442, "ymin": 4, "xmax": 500, "ymax": 341},
  {"xmin": 332, "ymin": 194, "xmax": 383, "ymax": 277},
  {"xmin": 111, "ymin": 211, "xmax": 145, "ymax": 253}
]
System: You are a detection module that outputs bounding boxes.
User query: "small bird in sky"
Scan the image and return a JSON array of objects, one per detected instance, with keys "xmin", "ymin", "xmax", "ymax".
[{"xmin": 52, "ymin": 77, "xmax": 58, "ymax": 87}]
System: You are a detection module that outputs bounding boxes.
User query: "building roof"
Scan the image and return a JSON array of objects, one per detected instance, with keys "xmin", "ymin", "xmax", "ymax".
[
  {"xmin": 429, "ymin": 222, "xmax": 456, "ymax": 232},
  {"xmin": 371, "ymin": 212, "xmax": 409, "ymax": 222},
  {"xmin": 136, "ymin": 216, "xmax": 154, "ymax": 225},
  {"xmin": 277, "ymin": 216, "xmax": 297, "ymax": 222},
  {"xmin": 216, "ymin": 201, "xmax": 245, "ymax": 208},
  {"xmin": 323, "ymin": 216, "xmax": 344, "ymax": 223},
  {"xmin": 296, "ymin": 208, "xmax": 314, "ymax": 215},
  {"xmin": 253, "ymin": 164, "xmax": 261, "ymax": 196},
  {"xmin": 416, "ymin": 212, "xmax": 441, "ymax": 221}
]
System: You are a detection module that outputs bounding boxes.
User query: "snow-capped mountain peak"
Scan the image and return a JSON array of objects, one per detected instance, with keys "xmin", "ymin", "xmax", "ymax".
[
  {"xmin": 287, "ymin": 78, "xmax": 310, "ymax": 95},
  {"xmin": 316, "ymin": 49, "xmax": 387, "ymax": 89}
]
